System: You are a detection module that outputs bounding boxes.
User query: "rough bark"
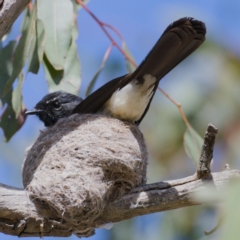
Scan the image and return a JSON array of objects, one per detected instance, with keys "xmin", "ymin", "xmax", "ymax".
[
  {"xmin": 0, "ymin": 0, "xmax": 30, "ymax": 39},
  {"xmin": 0, "ymin": 170, "xmax": 239, "ymax": 237}
]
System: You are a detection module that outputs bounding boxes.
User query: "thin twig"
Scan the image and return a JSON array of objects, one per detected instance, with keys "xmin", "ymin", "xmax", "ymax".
[
  {"xmin": 204, "ymin": 214, "xmax": 225, "ymax": 236},
  {"xmin": 103, "ymin": 23, "xmax": 124, "ymax": 40},
  {"xmin": 28, "ymin": 2, "xmax": 33, "ymax": 11},
  {"xmin": 102, "ymin": 43, "xmax": 113, "ymax": 63},
  {"xmin": 158, "ymin": 87, "xmax": 202, "ymax": 158},
  {"xmin": 76, "ymin": 0, "xmax": 137, "ymax": 67},
  {"xmin": 158, "ymin": 87, "xmax": 192, "ymax": 128}
]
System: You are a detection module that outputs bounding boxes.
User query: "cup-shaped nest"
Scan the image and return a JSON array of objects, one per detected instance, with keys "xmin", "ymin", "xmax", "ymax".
[{"xmin": 22, "ymin": 114, "xmax": 148, "ymax": 232}]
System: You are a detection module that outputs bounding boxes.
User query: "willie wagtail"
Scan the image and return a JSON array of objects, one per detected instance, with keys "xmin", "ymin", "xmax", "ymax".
[
  {"xmin": 72, "ymin": 17, "xmax": 206, "ymax": 124},
  {"xmin": 25, "ymin": 91, "xmax": 82, "ymax": 126},
  {"xmin": 26, "ymin": 17, "xmax": 206, "ymax": 126}
]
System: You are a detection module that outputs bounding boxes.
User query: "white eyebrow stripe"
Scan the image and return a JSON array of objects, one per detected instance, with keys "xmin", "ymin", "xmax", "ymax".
[{"xmin": 46, "ymin": 97, "xmax": 59, "ymax": 104}]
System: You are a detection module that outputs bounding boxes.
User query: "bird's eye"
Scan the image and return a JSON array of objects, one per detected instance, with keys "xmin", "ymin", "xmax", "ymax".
[{"xmin": 53, "ymin": 102, "xmax": 62, "ymax": 110}]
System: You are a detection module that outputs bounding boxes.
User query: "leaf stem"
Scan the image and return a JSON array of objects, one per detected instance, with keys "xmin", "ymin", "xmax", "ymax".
[
  {"xmin": 158, "ymin": 87, "xmax": 191, "ymax": 128},
  {"xmin": 75, "ymin": 0, "xmax": 137, "ymax": 68}
]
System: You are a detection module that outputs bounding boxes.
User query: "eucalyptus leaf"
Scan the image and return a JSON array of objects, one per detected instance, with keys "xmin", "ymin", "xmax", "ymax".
[
  {"xmin": 27, "ymin": 8, "xmax": 38, "ymax": 74},
  {"xmin": 43, "ymin": 30, "xmax": 81, "ymax": 95},
  {"xmin": 12, "ymin": 72, "xmax": 24, "ymax": 117},
  {"xmin": 85, "ymin": 65, "xmax": 104, "ymax": 97},
  {"xmin": 61, "ymin": 36, "xmax": 81, "ymax": 95},
  {"xmin": 36, "ymin": 19, "xmax": 45, "ymax": 63},
  {"xmin": 86, "ymin": 45, "xmax": 112, "ymax": 96},
  {"xmin": 0, "ymin": 41, "xmax": 16, "ymax": 141},
  {"xmin": 221, "ymin": 180, "xmax": 240, "ymax": 240},
  {"xmin": 0, "ymin": 106, "xmax": 19, "ymax": 141},
  {"xmin": 28, "ymin": 44, "xmax": 39, "ymax": 74},
  {"xmin": 0, "ymin": 104, "xmax": 26, "ymax": 142},
  {"xmin": 37, "ymin": 0, "xmax": 74, "ymax": 70},
  {"xmin": 71, "ymin": 0, "xmax": 89, "ymax": 13},
  {"xmin": 183, "ymin": 126, "xmax": 203, "ymax": 165},
  {"xmin": 27, "ymin": 19, "xmax": 45, "ymax": 74},
  {"xmin": 43, "ymin": 54, "xmax": 64, "ymax": 86},
  {"xmin": 3, "ymin": 6, "xmax": 37, "ymax": 96},
  {"xmin": 71, "ymin": 0, "xmax": 81, "ymax": 14},
  {"xmin": 0, "ymin": 41, "xmax": 15, "ymax": 103},
  {"xmin": 20, "ymin": 8, "xmax": 30, "ymax": 33}
]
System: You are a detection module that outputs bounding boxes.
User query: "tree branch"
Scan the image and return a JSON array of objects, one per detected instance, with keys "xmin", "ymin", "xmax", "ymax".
[
  {"xmin": 0, "ymin": 124, "xmax": 235, "ymax": 237},
  {"xmin": 0, "ymin": 0, "xmax": 30, "ymax": 39},
  {"xmin": 0, "ymin": 170, "xmax": 239, "ymax": 237},
  {"xmin": 97, "ymin": 170, "xmax": 239, "ymax": 224}
]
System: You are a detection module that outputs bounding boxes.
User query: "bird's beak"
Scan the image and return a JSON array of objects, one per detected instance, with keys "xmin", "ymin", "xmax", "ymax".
[{"xmin": 25, "ymin": 109, "xmax": 44, "ymax": 115}]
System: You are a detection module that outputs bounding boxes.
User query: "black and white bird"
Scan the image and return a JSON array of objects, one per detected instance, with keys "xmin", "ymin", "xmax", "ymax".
[
  {"xmin": 26, "ymin": 17, "xmax": 206, "ymax": 126},
  {"xmin": 25, "ymin": 91, "xmax": 82, "ymax": 126},
  {"xmin": 73, "ymin": 17, "xmax": 206, "ymax": 124}
]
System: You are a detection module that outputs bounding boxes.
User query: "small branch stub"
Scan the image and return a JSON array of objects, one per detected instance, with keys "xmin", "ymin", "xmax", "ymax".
[
  {"xmin": 197, "ymin": 124, "xmax": 218, "ymax": 179},
  {"xmin": 225, "ymin": 164, "xmax": 230, "ymax": 170}
]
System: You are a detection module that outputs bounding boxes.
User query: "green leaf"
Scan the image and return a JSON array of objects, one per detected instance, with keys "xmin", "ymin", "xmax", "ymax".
[
  {"xmin": 27, "ymin": 9, "xmax": 38, "ymax": 74},
  {"xmin": 12, "ymin": 72, "xmax": 24, "ymax": 117},
  {"xmin": 61, "ymin": 36, "xmax": 81, "ymax": 95},
  {"xmin": 27, "ymin": 40, "xmax": 39, "ymax": 74},
  {"xmin": 37, "ymin": 0, "xmax": 74, "ymax": 70},
  {"xmin": 0, "ymin": 105, "xmax": 26, "ymax": 142},
  {"xmin": 122, "ymin": 41, "xmax": 136, "ymax": 73},
  {"xmin": 85, "ymin": 65, "xmax": 104, "ymax": 97},
  {"xmin": 1, "ymin": 6, "xmax": 37, "ymax": 140},
  {"xmin": 86, "ymin": 45, "xmax": 112, "ymax": 96},
  {"xmin": 43, "ymin": 54, "xmax": 64, "ymax": 86},
  {"xmin": 0, "ymin": 106, "xmax": 19, "ymax": 141},
  {"xmin": 20, "ymin": 8, "xmax": 31, "ymax": 33},
  {"xmin": 43, "ymin": 26, "xmax": 81, "ymax": 95},
  {"xmin": 183, "ymin": 126, "xmax": 203, "ymax": 164},
  {"xmin": 221, "ymin": 180, "xmax": 240, "ymax": 240},
  {"xmin": 0, "ymin": 42, "xmax": 26, "ymax": 141},
  {"xmin": 36, "ymin": 19, "xmax": 45, "ymax": 63},
  {"xmin": 28, "ymin": 19, "xmax": 45, "ymax": 74},
  {"xmin": 2, "ymin": 6, "xmax": 37, "ymax": 96},
  {"xmin": 0, "ymin": 41, "xmax": 15, "ymax": 103},
  {"xmin": 71, "ymin": 0, "xmax": 89, "ymax": 13},
  {"xmin": 71, "ymin": 0, "xmax": 81, "ymax": 14},
  {"xmin": 0, "ymin": 42, "xmax": 26, "ymax": 140}
]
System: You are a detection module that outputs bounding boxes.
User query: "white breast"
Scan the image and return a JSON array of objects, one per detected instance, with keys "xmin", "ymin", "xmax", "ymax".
[{"xmin": 104, "ymin": 74, "xmax": 157, "ymax": 122}]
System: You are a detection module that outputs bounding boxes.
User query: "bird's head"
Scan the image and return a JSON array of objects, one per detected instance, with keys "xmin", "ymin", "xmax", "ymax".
[{"xmin": 25, "ymin": 91, "xmax": 82, "ymax": 127}]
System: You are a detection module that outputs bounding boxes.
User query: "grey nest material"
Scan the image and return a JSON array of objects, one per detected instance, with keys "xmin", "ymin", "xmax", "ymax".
[{"xmin": 22, "ymin": 114, "xmax": 148, "ymax": 232}]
